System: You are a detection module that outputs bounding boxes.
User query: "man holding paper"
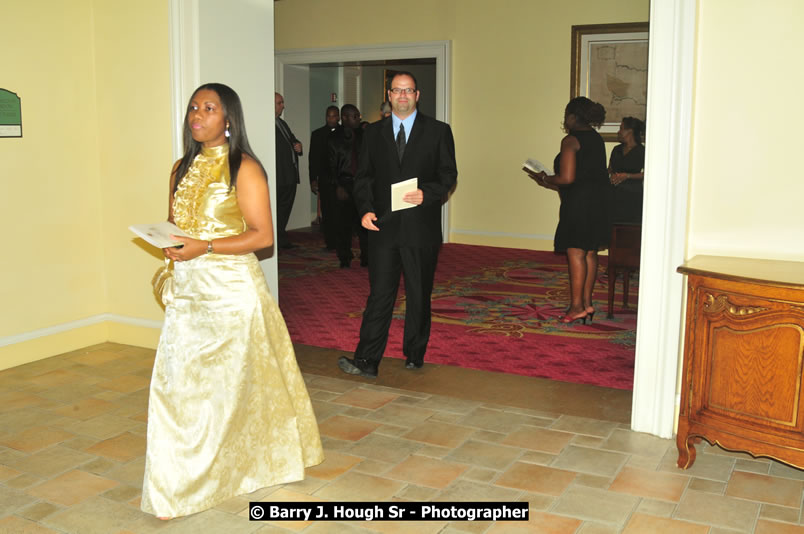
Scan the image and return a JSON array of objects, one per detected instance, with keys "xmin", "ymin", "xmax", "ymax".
[{"xmin": 338, "ymin": 71, "xmax": 458, "ymax": 378}]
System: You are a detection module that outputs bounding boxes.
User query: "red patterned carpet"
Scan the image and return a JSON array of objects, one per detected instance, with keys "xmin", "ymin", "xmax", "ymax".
[{"xmin": 278, "ymin": 230, "xmax": 637, "ymax": 390}]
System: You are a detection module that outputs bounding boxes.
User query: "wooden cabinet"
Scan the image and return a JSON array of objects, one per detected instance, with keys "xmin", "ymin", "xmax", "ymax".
[{"xmin": 677, "ymin": 255, "xmax": 804, "ymax": 469}]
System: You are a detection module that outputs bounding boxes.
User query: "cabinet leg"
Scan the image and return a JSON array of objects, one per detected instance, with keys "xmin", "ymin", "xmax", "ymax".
[{"xmin": 676, "ymin": 434, "xmax": 697, "ymax": 469}]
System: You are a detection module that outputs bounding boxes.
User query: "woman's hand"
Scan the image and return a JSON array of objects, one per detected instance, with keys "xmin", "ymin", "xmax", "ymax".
[
  {"xmin": 163, "ymin": 235, "xmax": 207, "ymax": 262},
  {"xmin": 610, "ymin": 172, "xmax": 628, "ymax": 186}
]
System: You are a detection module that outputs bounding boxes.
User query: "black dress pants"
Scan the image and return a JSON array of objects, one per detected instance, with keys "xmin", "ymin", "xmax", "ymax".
[
  {"xmin": 276, "ymin": 184, "xmax": 297, "ymax": 247},
  {"xmin": 334, "ymin": 191, "xmax": 367, "ymax": 264},
  {"xmin": 319, "ymin": 183, "xmax": 337, "ymax": 249},
  {"xmin": 353, "ymin": 242, "xmax": 440, "ymax": 367}
]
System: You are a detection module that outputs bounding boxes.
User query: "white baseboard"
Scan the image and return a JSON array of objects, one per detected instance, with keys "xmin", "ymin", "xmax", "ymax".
[{"xmin": 0, "ymin": 314, "xmax": 163, "ymax": 348}]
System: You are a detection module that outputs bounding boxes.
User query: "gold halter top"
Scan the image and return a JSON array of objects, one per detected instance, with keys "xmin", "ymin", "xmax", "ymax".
[{"xmin": 172, "ymin": 143, "xmax": 247, "ymax": 240}]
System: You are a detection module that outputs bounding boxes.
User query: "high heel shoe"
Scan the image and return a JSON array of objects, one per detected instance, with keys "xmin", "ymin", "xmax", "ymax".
[
  {"xmin": 560, "ymin": 310, "xmax": 588, "ymax": 324},
  {"xmin": 585, "ymin": 307, "xmax": 596, "ymax": 324}
]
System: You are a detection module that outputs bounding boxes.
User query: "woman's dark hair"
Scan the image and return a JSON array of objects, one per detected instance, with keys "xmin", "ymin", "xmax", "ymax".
[
  {"xmin": 173, "ymin": 82, "xmax": 266, "ymax": 192},
  {"xmin": 621, "ymin": 116, "xmax": 646, "ymax": 144},
  {"xmin": 565, "ymin": 96, "xmax": 606, "ymax": 129}
]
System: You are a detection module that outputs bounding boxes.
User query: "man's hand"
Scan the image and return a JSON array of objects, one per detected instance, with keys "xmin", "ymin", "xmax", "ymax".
[
  {"xmin": 361, "ymin": 212, "xmax": 380, "ymax": 231},
  {"xmin": 311, "ymin": 179, "xmax": 318, "ymax": 194},
  {"xmin": 402, "ymin": 188, "xmax": 424, "ymax": 206},
  {"xmin": 293, "ymin": 142, "xmax": 303, "ymax": 154}
]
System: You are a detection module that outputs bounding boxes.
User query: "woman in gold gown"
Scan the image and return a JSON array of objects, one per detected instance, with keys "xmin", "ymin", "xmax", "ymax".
[{"xmin": 141, "ymin": 83, "xmax": 324, "ymax": 519}]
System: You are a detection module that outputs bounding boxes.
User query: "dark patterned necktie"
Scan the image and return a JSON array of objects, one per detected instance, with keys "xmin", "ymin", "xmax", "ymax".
[{"xmin": 396, "ymin": 123, "xmax": 406, "ymax": 161}]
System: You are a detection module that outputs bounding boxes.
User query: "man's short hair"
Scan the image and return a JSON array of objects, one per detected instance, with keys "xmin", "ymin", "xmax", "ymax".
[
  {"xmin": 326, "ymin": 105, "xmax": 339, "ymax": 114},
  {"xmin": 390, "ymin": 71, "xmax": 418, "ymax": 90}
]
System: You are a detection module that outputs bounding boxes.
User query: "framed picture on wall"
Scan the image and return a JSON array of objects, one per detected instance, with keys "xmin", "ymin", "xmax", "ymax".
[
  {"xmin": 571, "ymin": 22, "xmax": 649, "ymax": 141},
  {"xmin": 383, "ymin": 69, "xmax": 402, "ymax": 102}
]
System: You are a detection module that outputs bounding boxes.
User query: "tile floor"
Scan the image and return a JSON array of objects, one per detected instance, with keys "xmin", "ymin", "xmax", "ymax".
[{"xmin": 1, "ymin": 342, "xmax": 804, "ymax": 533}]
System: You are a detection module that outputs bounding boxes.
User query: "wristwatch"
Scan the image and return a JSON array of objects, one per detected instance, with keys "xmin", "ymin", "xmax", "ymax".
[{"xmin": 206, "ymin": 241, "xmax": 213, "ymax": 254}]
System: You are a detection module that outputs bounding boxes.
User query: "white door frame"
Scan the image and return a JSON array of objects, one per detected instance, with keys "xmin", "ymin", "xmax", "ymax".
[{"xmin": 275, "ymin": 41, "xmax": 453, "ymax": 242}]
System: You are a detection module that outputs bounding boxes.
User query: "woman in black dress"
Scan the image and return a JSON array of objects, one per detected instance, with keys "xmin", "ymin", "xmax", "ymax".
[
  {"xmin": 530, "ymin": 97, "xmax": 609, "ymax": 324},
  {"xmin": 609, "ymin": 117, "xmax": 646, "ymax": 223}
]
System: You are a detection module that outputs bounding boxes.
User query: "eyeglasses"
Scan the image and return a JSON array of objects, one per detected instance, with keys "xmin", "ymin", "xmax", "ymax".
[{"xmin": 389, "ymin": 87, "xmax": 416, "ymax": 95}]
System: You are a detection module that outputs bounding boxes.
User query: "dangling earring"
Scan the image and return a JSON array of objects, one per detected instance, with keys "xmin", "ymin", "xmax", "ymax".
[{"xmin": 224, "ymin": 124, "xmax": 230, "ymax": 138}]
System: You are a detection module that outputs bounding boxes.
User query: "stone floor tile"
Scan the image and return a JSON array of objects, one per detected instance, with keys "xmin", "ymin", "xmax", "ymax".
[
  {"xmin": 435, "ymin": 480, "xmax": 520, "ymax": 502},
  {"xmin": 81, "ymin": 456, "xmax": 121, "ymax": 475},
  {"xmin": 573, "ymin": 473, "xmax": 612, "ymax": 489},
  {"xmin": 96, "ymin": 374, "xmax": 150, "ymax": 394},
  {"xmin": 68, "ymin": 350, "xmax": 125, "ymax": 366},
  {"xmin": 578, "ymin": 523, "xmax": 622, "ymax": 534},
  {"xmin": 446, "ymin": 440, "xmax": 522, "ymax": 471},
  {"xmin": 282, "ymin": 475, "xmax": 328, "ymax": 495},
  {"xmin": 609, "ymin": 466, "xmax": 689, "ymax": 501},
  {"xmin": 0, "ymin": 464, "xmax": 22, "ymax": 481},
  {"xmin": 726, "ymin": 471, "xmax": 804, "ymax": 508},
  {"xmin": 103, "ymin": 484, "xmax": 142, "ymax": 503},
  {"xmin": 518, "ymin": 450, "xmax": 555, "ymax": 465},
  {"xmin": 342, "ymin": 407, "xmax": 373, "ymax": 419},
  {"xmin": 61, "ymin": 435, "xmax": 101, "ymax": 451},
  {"xmin": 429, "ymin": 412, "xmax": 465, "ymax": 424},
  {"xmin": 0, "ymin": 485, "xmax": 38, "ymax": 515},
  {"xmin": 550, "ymin": 416, "xmax": 619, "ymax": 438},
  {"xmin": 675, "ymin": 490, "xmax": 760, "ymax": 532},
  {"xmin": 470, "ymin": 430, "xmax": 507, "ymax": 443},
  {"xmin": 364, "ymin": 402, "xmax": 436, "ymax": 427},
  {"xmin": 489, "ymin": 511, "xmax": 581, "ymax": 533},
  {"xmin": 600, "ymin": 428, "xmax": 674, "ymax": 457},
  {"xmin": 736, "ymin": 458, "xmax": 772, "ymax": 474},
  {"xmin": 414, "ymin": 444, "xmax": 452, "ymax": 459},
  {"xmin": 103, "ymin": 457, "xmax": 146, "ymax": 488},
  {"xmin": 66, "ymin": 414, "xmax": 141, "ymax": 440},
  {"xmin": 331, "ymin": 388, "xmax": 399, "ymax": 410},
  {"xmin": 346, "ymin": 433, "xmax": 422, "ymax": 463},
  {"xmin": 519, "ymin": 492, "xmax": 554, "ymax": 511},
  {"xmin": 374, "ymin": 424, "xmax": 409, "ymax": 438},
  {"xmin": 214, "ymin": 496, "xmax": 250, "ymax": 514},
  {"xmin": 310, "ymin": 390, "xmax": 339, "ymax": 401},
  {"xmin": 419, "ymin": 395, "xmax": 481, "ymax": 415},
  {"xmin": 313, "ymin": 472, "xmax": 405, "ymax": 501},
  {"xmin": 306, "ymin": 376, "xmax": 360, "ymax": 394},
  {"xmin": 495, "ymin": 462, "xmax": 575, "ymax": 495},
  {"xmin": 4, "ymin": 472, "xmax": 45, "ymax": 489},
  {"xmin": 659, "ymin": 446, "xmax": 735, "ymax": 481},
  {"xmin": 755, "ymin": 519, "xmax": 804, "ymax": 533},
  {"xmin": 502, "ymin": 426, "xmax": 573, "ymax": 454},
  {"xmin": 624, "ymin": 454, "xmax": 663, "ymax": 470},
  {"xmin": 6, "ymin": 445, "xmax": 95, "ymax": 478},
  {"xmin": 622, "ymin": 512, "xmax": 709, "ymax": 533},
  {"xmin": 84, "ymin": 431, "xmax": 146, "ymax": 462},
  {"xmin": 635, "ymin": 497, "xmax": 677, "ymax": 517},
  {"xmin": 0, "ymin": 516, "xmax": 63, "ymax": 534},
  {"xmin": 760, "ymin": 503, "xmax": 801, "ymax": 524},
  {"xmin": 0, "ymin": 391, "xmax": 49, "ymax": 412},
  {"xmin": 305, "ymin": 450, "xmax": 363, "ymax": 480},
  {"xmin": 356, "ymin": 519, "xmax": 448, "ymax": 533},
  {"xmin": 384, "ymin": 455, "xmax": 467, "ymax": 489},
  {"xmin": 350, "ymin": 459, "xmax": 392, "ymax": 476},
  {"xmin": 27, "ymin": 469, "xmax": 119, "ymax": 506},
  {"xmin": 395, "ymin": 484, "xmax": 439, "ymax": 501},
  {"xmin": 770, "ymin": 462, "xmax": 804, "ymax": 481},
  {"xmin": 459, "ymin": 407, "xmax": 543, "ymax": 433},
  {"xmin": 317, "ymin": 415, "xmax": 382, "ymax": 442},
  {"xmin": 552, "ymin": 445, "xmax": 628, "ymax": 477},
  {"xmin": 301, "ymin": 522, "xmax": 371, "ymax": 534},
  {"xmin": 18, "ymin": 500, "xmax": 62, "ymax": 522},
  {"xmin": 688, "ymin": 477, "xmax": 726, "ymax": 494},
  {"xmin": 462, "ymin": 467, "xmax": 498, "ymax": 483},
  {"xmin": 572, "ymin": 435, "xmax": 605, "ymax": 448},
  {"xmin": 42, "ymin": 496, "xmax": 147, "ymax": 534},
  {"xmin": 551, "ymin": 485, "xmax": 639, "ymax": 524},
  {"xmin": 403, "ymin": 421, "xmax": 475, "ymax": 449}
]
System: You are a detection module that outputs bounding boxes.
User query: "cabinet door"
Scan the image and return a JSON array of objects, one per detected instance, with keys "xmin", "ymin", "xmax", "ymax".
[{"xmin": 688, "ymin": 283, "xmax": 804, "ymax": 442}]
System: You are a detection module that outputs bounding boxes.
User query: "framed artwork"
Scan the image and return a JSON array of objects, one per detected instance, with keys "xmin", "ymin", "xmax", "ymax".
[
  {"xmin": 383, "ymin": 69, "xmax": 402, "ymax": 102},
  {"xmin": 570, "ymin": 22, "xmax": 649, "ymax": 141}
]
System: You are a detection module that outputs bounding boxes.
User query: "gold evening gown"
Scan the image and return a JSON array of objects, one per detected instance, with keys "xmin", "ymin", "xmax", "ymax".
[{"xmin": 141, "ymin": 144, "xmax": 324, "ymax": 518}]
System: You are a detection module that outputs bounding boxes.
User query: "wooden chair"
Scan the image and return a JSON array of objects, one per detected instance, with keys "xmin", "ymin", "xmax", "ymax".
[{"xmin": 607, "ymin": 223, "xmax": 642, "ymax": 318}]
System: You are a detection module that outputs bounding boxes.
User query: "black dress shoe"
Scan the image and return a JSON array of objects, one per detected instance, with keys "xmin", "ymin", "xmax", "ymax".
[
  {"xmin": 404, "ymin": 358, "xmax": 423, "ymax": 370},
  {"xmin": 338, "ymin": 356, "xmax": 378, "ymax": 378},
  {"xmin": 339, "ymin": 260, "xmax": 351, "ymax": 268},
  {"xmin": 360, "ymin": 257, "xmax": 369, "ymax": 267}
]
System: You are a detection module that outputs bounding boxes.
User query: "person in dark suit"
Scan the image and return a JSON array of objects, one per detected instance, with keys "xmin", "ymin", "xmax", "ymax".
[
  {"xmin": 328, "ymin": 104, "xmax": 368, "ymax": 268},
  {"xmin": 274, "ymin": 92, "xmax": 303, "ymax": 249},
  {"xmin": 338, "ymin": 72, "xmax": 458, "ymax": 378},
  {"xmin": 309, "ymin": 105, "xmax": 339, "ymax": 250}
]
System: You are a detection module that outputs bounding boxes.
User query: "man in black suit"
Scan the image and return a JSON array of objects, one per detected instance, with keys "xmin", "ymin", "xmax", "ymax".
[
  {"xmin": 275, "ymin": 92, "xmax": 303, "ymax": 249},
  {"xmin": 309, "ymin": 105, "xmax": 339, "ymax": 250},
  {"xmin": 338, "ymin": 72, "xmax": 458, "ymax": 378}
]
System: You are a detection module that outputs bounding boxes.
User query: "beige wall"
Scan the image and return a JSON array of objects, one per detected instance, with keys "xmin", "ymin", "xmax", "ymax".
[
  {"xmin": 0, "ymin": 0, "xmax": 172, "ymax": 368},
  {"xmin": 275, "ymin": 0, "xmax": 649, "ymax": 250},
  {"xmin": 688, "ymin": 0, "xmax": 804, "ymax": 261}
]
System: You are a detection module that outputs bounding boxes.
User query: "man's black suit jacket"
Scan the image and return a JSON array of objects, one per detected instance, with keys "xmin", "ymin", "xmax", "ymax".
[
  {"xmin": 309, "ymin": 124, "xmax": 335, "ymax": 187},
  {"xmin": 275, "ymin": 117, "xmax": 300, "ymax": 187},
  {"xmin": 353, "ymin": 113, "xmax": 457, "ymax": 248}
]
